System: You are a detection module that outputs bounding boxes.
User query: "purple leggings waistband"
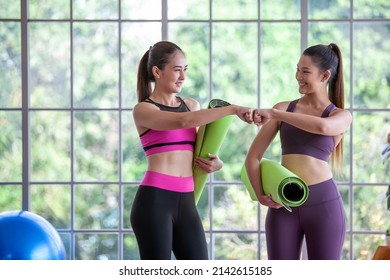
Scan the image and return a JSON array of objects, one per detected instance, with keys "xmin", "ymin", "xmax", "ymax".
[
  {"xmin": 140, "ymin": 171, "xmax": 194, "ymax": 193},
  {"xmin": 301, "ymin": 178, "xmax": 340, "ymax": 207}
]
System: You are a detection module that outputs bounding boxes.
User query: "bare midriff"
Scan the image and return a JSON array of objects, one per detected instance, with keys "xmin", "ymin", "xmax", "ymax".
[
  {"xmin": 281, "ymin": 154, "xmax": 333, "ymax": 186},
  {"xmin": 147, "ymin": 150, "xmax": 194, "ymax": 177}
]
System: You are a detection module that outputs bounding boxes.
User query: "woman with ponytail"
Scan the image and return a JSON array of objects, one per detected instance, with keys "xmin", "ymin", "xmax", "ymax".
[
  {"xmin": 131, "ymin": 41, "xmax": 266, "ymax": 260},
  {"xmin": 246, "ymin": 43, "xmax": 352, "ymax": 259}
]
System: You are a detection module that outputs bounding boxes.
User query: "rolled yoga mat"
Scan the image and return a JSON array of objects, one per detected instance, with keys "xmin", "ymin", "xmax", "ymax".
[
  {"xmin": 193, "ymin": 99, "xmax": 235, "ymax": 204},
  {"xmin": 240, "ymin": 158, "xmax": 309, "ymax": 212}
]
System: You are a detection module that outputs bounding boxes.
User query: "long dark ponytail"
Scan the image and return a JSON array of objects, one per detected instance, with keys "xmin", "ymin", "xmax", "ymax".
[
  {"xmin": 303, "ymin": 43, "xmax": 345, "ymax": 172},
  {"xmin": 136, "ymin": 41, "xmax": 184, "ymax": 102}
]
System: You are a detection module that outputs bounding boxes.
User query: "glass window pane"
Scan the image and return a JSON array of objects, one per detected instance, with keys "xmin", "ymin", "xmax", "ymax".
[
  {"xmin": 75, "ymin": 184, "xmax": 119, "ymax": 229},
  {"xmin": 214, "ymin": 121, "xmax": 257, "ymax": 182},
  {"xmin": 353, "ymin": 185, "xmax": 389, "ymax": 231},
  {"xmin": 341, "ymin": 234, "xmax": 350, "ymax": 260},
  {"xmin": 213, "ymin": 185, "xmax": 258, "ymax": 230},
  {"xmin": 353, "ymin": 112, "xmax": 390, "ymax": 183},
  {"xmin": 213, "ymin": 0, "xmax": 258, "ymax": 20},
  {"xmin": 197, "ymin": 185, "xmax": 210, "ymax": 231},
  {"xmin": 353, "ymin": 234, "xmax": 384, "ymax": 260},
  {"xmin": 123, "ymin": 234, "xmax": 140, "ymax": 260},
  {"xmin": 308, "ymin": 22, "xmax": 351, "ymax": 108},
  {"xmin": 30, "ymin": 184, "xmax": 71, "ymax": 229},
  {"xmin": 122, "ymin": 112, "xmax": 145, "ymax": 182},
  {"xmin": 212, "ymin": 22, "xmax": 257, "ymax": 105},
  {"xmin": 308, "ymin": 0, "xmax": 350, "ymax": 19},
  {"xmin": 74, "ymin": 111, "xmax": 119, "ymax": 181},
  {"xmin": 260, "ymin": 23, "xmax": 300, "ymax": 108},
  {"xmin": 214, "ymin": 233, "xmax": 258, "ymax": 260},
  {"xmin": 75, "ymin": 233, "xmax": 118, "ymax": 260},
  {"xmin": 353, "ymin": 22, "xmax": 390, "ymax": 109},
  {"xmin": 73, "ymin": 0, "xmax": 118, "ymax": 20},
  {"xmin": 333, "ymin": 130, "xmax": 351, "ymax": 182},
  {"xmin": 261, "ymin": 0, "xmax": 300, "ymax": 20},
  {"xmin": 0, "ymin": 111, "xmax": 22, "ymax": 181},
  {"xmin": 73, "ymin": 23, "xmax": 118, "ymax": 108},
  {"xmin": 339, "ymin": 185, "xmax": 350, "ymax": 231},
  {"xmin": 30, "ymin": 111, "xmax": 71, "ymax": 181},
  {"xmin": 59, "ymin": 233, "xmax": 71, "ymax": 259},
  {"xmin": 168, "ymin": 0, "xmax": 209, "ymax": 20},
  {"xmin": 30, "ymin": 23, "xmax": 70, "ymax": 108},
  {"xmin": 122, "ymin": 0, "xmax": 161, "ymax": 20},
  {"xmin": 354, "ymin": 0, "xmax": 390, "ymax": 19},
  {"xmin": 29, "ymin": 0, "xmax": 70, "ymax": 19},
  {"xmin": 121, "ymin": 22, "xmax": 161, "ymax": 109},
  {"xmin": 169, "ymin": 22, "xmax": 210, "ymax": 106},
  {"xmin": 0, "ymin": 0, "xmax": 20, "ymax": 18},
  {"xmin": 259, "ymin": 205, "xmax": 268, "ymax": 232},
  {"xmin": 0, "ymin": 185, "xmax": 22, "ymax": 211},
  {"xmin": 122, "ymin": 185, "xmax": 138, "ymax": 229},
  {"xmin": 0, "ymin": 22, "xmax": 21, "ymax": 108},
  {"xmin": 259, "ymin": 234, "xmax": 268, "ymax": 259}
]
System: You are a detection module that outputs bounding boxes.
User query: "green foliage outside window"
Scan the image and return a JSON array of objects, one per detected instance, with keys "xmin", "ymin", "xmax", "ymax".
[{"xmin": 0, "ymin": 0, "xmax": 389, "ymax": 260}]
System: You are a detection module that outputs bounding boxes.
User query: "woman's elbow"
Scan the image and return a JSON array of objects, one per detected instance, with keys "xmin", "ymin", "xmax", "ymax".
[
  {"xmin": 317, "ymin": 123, "xmax": 331, "ymax": 135},
  {"xmin": 320, "ymin": 111, "xmax": 352, "ymax": 135},
  {"xmin": 318, "ymin": 122, "xmax": 348, "ymax": 136},
  {"xmin": 245, "ymin": 155, "xmax": 260, "ymax": 169}
]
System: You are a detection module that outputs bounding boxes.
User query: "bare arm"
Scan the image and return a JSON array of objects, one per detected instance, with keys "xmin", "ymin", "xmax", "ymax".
[
  {"xmin": 268, "ymin": 105, "xmax": 352, "ymax": 136},
  {"xmin": 244, "ymin": 119, "xmax": 283, "ymax": 209},
  {"xmin": 133, "ymin": 99, "xmax": 255, "ymax": 133}
]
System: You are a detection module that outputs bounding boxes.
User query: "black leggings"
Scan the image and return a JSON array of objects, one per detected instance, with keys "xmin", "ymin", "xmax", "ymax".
[{"xmin": 130, "ymin": 186, "xmax": 208, "ymax": 260}]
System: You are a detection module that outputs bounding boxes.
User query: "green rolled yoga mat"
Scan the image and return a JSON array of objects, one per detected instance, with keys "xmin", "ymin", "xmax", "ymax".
[
  {"xmin": 193, "ymin": 99, "xmax": 235, "ymax": 204},
  {"xmin": 241, "ymin": 158, "xmax": 309, "ymax": 212}
]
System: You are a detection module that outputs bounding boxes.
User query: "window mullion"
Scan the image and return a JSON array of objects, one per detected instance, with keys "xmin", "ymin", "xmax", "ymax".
[{"xmin": 21, "ymin": 0, "xmax": 30, "ymax": 211}]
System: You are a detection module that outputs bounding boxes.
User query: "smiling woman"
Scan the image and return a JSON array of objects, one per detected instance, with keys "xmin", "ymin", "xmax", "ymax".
[
  {"xmin": 245, "ymin": 43, "xmax": 352, "ymax": 260},
  {"xmin": 0, "ymin": 0, "xmax": 389, "ymax": 261},
  {"xmin": 130, "ymin": 40, "xmax": 262, "ymax": 260}
]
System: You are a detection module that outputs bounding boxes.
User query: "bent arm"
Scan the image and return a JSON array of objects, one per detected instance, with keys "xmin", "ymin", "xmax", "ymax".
[
  {"xmin": 270, "ymin": 106, "xmax": 352, "ymax": 136},
  {"xmin": 245, "ymin": 119, "xmax": 281, "ymax": 209},
  {"xmin": 133, "ymin": 100, "xmax": 253, "ymax": 132}
]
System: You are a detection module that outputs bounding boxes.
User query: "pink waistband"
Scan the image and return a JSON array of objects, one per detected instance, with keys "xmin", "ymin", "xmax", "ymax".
[{"xmin": 140, "ymin": 171, "xmax": 194, "ymax": 193}]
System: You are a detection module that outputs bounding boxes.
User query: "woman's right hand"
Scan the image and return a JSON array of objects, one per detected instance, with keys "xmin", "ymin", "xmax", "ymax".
[
  {"xmin": 232, "ymin": 105, "xmax": 254, "ymax": 124},
  {"xmin": 253, "ymin": 109, "xmax": 272, "ymax": 126},
  {"xmin": 258, "ymin": 194, "xmax": 284, "ymax": 209}
]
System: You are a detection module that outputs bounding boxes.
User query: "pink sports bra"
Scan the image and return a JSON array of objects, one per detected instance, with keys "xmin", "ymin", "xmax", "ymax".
[
  {"xmin": 280, "ymin": 99, "xmax": 336, "ymax": 161},
  {"xmin": 139, "ymin": 97, "xmax": 196, "ymax": 156}
]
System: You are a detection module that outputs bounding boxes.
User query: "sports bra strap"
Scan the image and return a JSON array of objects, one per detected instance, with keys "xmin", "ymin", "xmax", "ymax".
[
  {"xmin": 286, "ymin": 99, "xmax": 299, "ymax": 112},
  {"xmin": 144, "ymin": 96, "xmax": 191, "ymax": 112},
  {"xmin": 286, "ymin": 99, "xmax": 335, "ymax": 117},
  {"xmin": 321, "ymin": 103, "xmax": 336, "ymax": 117}
]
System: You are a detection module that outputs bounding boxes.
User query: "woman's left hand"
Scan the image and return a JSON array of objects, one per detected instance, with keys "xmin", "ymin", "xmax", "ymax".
[{"xmin": 194, "ymin": 153, "xmax": 223, "ymax": 173}]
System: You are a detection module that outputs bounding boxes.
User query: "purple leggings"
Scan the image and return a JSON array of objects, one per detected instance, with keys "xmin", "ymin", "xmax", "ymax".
[{"xmin": 265, "ymin": 178, "xmax": 346, "ymax": 260}]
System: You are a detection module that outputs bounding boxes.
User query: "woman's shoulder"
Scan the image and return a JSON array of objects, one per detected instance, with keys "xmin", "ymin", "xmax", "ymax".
[
  {"xmin": 133, "ymin": 100, "xmax": 159, "ymax": 114},
  {"xmin": 329, "ymin": 105, "xmax": 353, "ymax": 121},
  {"xmin": 273, "ymin": 100, "xmax": 294, "ymax": 111},
  {"xmin": 133, "ymin": 100, "xmax": 149, "ymax": 110},
  {"xmin": 181, "ymin": 97, "xmax": 200, "ymax": 111}
]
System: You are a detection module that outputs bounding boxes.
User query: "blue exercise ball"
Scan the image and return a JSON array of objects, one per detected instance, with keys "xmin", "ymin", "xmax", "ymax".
[{"xmin": 0, "ymin": 210, "xmax": 66, "ymax": 260}]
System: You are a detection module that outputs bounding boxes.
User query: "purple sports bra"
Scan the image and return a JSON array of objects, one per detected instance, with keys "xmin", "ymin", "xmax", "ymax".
[
  {"xmin": 139, "ymin": 97, "xmax": 196, "ymax": 156},
  {"xmin": 280, "ymin": 99, "xmax": 336, "ymax": 161}
]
